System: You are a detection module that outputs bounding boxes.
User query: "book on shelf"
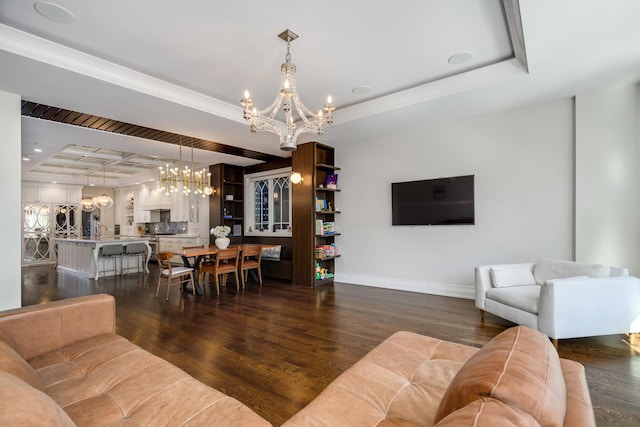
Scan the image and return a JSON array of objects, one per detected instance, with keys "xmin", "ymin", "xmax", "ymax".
[
  {"xmin": 322, "ymin": 221, "xmax": 335, "ymax": 234},
  {"xmin": 315, "ymin": 219, "xmax": 323, "ymax": 235},
  {"xmin": 315, "ymin": 243, "xmax": 338, "ymax": 259},
  {"xmin": 315, "ymin": 197, "xmax": 327, "ymax": 212},
  {"xmin": 325, "ymin": 173, "xmax": 338, "ymax": 189}
]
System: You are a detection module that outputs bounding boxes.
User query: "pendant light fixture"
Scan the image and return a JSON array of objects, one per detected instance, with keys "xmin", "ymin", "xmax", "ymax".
[
  {"xmin": 241, "ymin": 29, "xmax": 335, "ymax": 151},
  {"xmin": 158, "ymin": 138, "xmax": 213, "ymax": 197},
  {"xmin": 81, "ymin": 176, "xmax": 97, "ymax": 212},
  {"xmin": 95, "ymin": 169, "xmax": 113, "ymax": 209}
]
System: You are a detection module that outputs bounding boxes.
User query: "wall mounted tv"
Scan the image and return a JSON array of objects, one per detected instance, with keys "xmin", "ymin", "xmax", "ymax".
[{"xmin": 391, "ymin": 175, "xmax": 475, "ymax": 226}]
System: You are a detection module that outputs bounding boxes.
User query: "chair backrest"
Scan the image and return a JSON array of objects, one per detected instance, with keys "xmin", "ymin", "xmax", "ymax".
[
  {"xmin": 101, "ymin": 244, "xmax": 123, "ymax": 256},
  {"xmin": 242, "ymin": 245, "xmax": 262, "ymax": 258},
  {"xmin": 125, "ymin": 243, "xmax": 146, "ymax": 254},
  {"xmin": 241, "ymin": 245, "xmax": 262, "ymax": 269},
  {"xmin": 156, "ymin": 251, "xmax": 174, "ymax": 273},
  {"xmin": 216, "ymin": 247, "xmax": 239, "ymax": 267}
]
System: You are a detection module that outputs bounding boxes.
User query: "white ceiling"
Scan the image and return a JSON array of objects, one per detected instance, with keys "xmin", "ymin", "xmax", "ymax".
[{"xmin": 1, "ymin": 0, "xmax": 640, "ymax": 187}]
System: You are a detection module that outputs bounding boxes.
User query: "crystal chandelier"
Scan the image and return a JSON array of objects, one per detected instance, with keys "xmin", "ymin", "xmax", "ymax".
[
  {"xmin": 158, "ymin": 139, "xmax": 213, "ymax": 197},
  {"xmin": 241, "ymin": 29, "xmax": 335, "ymax": 151}
]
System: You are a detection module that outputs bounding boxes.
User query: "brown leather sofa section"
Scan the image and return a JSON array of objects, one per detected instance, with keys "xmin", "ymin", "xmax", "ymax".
[
  {"xmin": 434, "ymin": 326, "xmax": 568, "ymax": 426},
  {"xmin": 285, "ymin": 327, "xmax": 595, "ymax": 427},
  {"xmin": 0, "ymin": 294, "xmax": 271, "ymax": 427}
]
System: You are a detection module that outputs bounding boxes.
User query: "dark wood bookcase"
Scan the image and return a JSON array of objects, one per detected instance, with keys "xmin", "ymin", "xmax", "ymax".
[
  {"xmin": 209, "ymin": 164, "xmax": 244, "ymax": 245},
  {"xmin": 292, "ymin": 142, "xmax": 341, "ymax": 287}
]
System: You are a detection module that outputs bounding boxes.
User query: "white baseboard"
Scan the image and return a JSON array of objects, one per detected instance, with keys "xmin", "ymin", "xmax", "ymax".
[{"xmin": 334, "ymin": 273, "xmax": 475, "ymax": 300}]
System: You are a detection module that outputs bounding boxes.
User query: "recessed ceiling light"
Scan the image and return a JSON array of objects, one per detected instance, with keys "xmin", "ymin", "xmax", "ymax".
[
  {"xmin": 33, "ymin": 148, "xmax": 43, "ymax": 153},
  {"xmin": 34, "ymin": 2, "xmax": 75, "ymax": 24},
  {"xmin": 22, "ymin": 157, "xmax": 31, "ymax": 161},
  {"xmin": 352, "ymin": 86, "xmax": 371, "ymax": 95},
  {"xmin": 448, "ymin": 52, "xmax": 473, "ymax": 65}
]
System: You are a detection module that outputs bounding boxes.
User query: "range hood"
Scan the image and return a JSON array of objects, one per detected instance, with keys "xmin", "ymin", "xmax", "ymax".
[{"xmin": 141, "ymin": 189, "xmax": 172, "ymax": 211}]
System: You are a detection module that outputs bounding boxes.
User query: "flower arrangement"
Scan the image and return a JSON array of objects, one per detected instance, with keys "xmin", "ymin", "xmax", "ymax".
[{"xmin": 210, "ymin": 225, "xmax": 231, "ymax": 238}]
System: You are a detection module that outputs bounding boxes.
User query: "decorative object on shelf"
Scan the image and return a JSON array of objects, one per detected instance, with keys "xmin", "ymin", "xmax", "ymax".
[
  {"xmin": 211, "ymin": 225, "xmax": 231, "ymax": 249},
  {"xmin": 290, "ymin": 172, "xmax": 303, "ymax": 184},
  {"xmin": 159, "ymin": 139, "xmax": 214, "ymax": 197},
  {"xmin": 325, "ymin": 174, "xmax": 338, "ymax": 189},
  {"xmin": 240, "ymin": 29, "xmax": 335, "ymax": 151}
]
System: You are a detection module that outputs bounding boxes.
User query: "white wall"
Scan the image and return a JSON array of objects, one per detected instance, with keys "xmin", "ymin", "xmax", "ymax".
[
  {"xmin": 0, "ymin": 91, "xmax": 22, "ymax": 310},
  {"xmin": 575, "ymin": 80, "xmax": 640, "ymax": 274},
  {"xmin": 334, "ymin": 99, "xmax": 575, "ymax": 298}
]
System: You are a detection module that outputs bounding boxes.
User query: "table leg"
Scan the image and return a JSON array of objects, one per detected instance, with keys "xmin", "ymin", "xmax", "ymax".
[{"xmin": 180, "ymin": 255, "xmax": 204, "ymax": 295}]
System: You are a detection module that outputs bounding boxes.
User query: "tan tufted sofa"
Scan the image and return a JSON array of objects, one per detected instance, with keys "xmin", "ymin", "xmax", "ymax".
[
  {"xmin": 284, "ymin": 326, "xmax": 596, "ymax": 426},
  {"xmin": 0, "ymin": 294, "xmax": 596, "ymax": 426},
  {"xmin": 0, "ymin": 294, "xmax": 271, "ymax": 427}
]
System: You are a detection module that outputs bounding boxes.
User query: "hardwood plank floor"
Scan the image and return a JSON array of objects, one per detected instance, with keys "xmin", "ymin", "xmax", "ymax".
[{"xmin": 21, "ymin": 265, "xmax": 640, "ymax": 426}]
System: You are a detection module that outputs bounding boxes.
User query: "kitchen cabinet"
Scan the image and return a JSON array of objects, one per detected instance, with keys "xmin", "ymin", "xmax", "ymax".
[
  {"xmin": 22, "ymin": 183, "xmax": 82, "ymax": 204},
  {"xmin": 170, "ymin": 191, "xmax": 189, "ymax": 222},
  {"xmin": 134, "ymin": 187, "xmax": 150, "ymax": 223}
]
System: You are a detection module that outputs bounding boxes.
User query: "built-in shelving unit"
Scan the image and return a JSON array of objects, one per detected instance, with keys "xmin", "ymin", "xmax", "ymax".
[
  {"xmin": 209, "ymin": 164, "xmax": 244, "ymax": 245},
  {"xmin": 292, "ymin": 142, "xmax": 340, "ymax": 287}
]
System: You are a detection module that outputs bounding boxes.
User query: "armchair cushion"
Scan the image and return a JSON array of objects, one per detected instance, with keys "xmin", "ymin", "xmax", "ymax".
[
  {"xmin": 533, "ymin": 259, "xmax": 610, "ymax": 285},
  {"xmin": 486, "ymin": 285, "xmax": 540, "ymax": 314},
  {"xmin": 490, "ymin": 266, "xmax": 536, "ymax": 288},
  {"xmin": 434, "ymin": 326, "xmax": 566, "ymax": 427}
]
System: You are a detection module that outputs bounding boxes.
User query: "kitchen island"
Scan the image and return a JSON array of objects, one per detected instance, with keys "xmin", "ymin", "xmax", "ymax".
[{"xmin": 55, "ymin": 237, "xmax": 152, "ymax": 280}]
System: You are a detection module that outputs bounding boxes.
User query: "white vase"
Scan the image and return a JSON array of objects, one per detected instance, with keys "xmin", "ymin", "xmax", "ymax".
[{"xmin": 214, "ymin": 237, "xmax": 230, "ymax": 249}]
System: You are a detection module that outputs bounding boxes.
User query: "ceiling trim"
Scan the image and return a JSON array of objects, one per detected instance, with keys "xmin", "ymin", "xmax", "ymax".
[
  {"xmin": 0, "ymin": 23, "xmax": 245, "ymax": 124},
  {"xmin": 21, "ymin": 100, "xmax": 282, "ymax": 162}
]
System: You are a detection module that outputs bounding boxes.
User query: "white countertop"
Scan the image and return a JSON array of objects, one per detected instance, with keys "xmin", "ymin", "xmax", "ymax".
[{"xmin": 55, "ymin": 237, "xmax": 151, "ymax": 244}]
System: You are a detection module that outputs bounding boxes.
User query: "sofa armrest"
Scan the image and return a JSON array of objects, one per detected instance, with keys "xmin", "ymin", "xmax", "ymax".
[
  {"xmin": 475, "ymin": 263, "xmax": 535, "ymax": 310},
  {"xmin": 538, "ymin": 276, "xmax": 640, "ymax": 339},
  {"xmin": 0, "ymin": 294, "xmax": 116, "ymax": 360}
]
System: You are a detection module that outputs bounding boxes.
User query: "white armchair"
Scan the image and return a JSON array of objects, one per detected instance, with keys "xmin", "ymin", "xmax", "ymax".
[{"xmin": 475, "ymin": 259, "xmax": 640, "ymax": 345}]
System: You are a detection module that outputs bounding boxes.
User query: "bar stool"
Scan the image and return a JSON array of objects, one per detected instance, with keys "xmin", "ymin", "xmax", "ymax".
[
  {"xmin": 98, "ymin": 244, "xmax": 123, "ymax": 277},
  {"xmin": 123, "ymin": 243, "xmax": 147, "ymax": 275}
]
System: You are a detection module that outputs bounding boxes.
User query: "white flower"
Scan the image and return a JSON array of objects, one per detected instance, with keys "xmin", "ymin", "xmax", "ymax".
[{"xmin": 210, "ymin": 225, "xmax": 231, "ymax": 238}]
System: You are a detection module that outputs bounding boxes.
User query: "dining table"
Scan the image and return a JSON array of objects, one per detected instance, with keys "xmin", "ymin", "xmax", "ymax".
[{"xmin": 178, "ymin": 244, "xmax": 266, "ymax": 295}]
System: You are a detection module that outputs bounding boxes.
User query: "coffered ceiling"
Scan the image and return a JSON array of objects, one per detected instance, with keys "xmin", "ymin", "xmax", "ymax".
[{"xmin": 1, "ymin": 1, "xmax": 640, "ymax": 186}]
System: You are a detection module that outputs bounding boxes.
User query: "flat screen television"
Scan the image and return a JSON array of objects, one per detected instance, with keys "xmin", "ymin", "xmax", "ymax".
[{"xmin": 391, "ymin": 175, "xmax": 474, "ymax": 226}]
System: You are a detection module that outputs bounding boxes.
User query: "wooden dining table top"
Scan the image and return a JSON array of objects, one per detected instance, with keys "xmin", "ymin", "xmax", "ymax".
[{"xmin": 179, "ymin": 243, "xmax": 268, "ymax": 258}]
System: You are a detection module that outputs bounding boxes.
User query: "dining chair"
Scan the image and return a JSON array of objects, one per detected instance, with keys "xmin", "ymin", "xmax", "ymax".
[
  {"xmin": 155, "ymin": 251, "xmax": 195, "ymax": 300},
  {"xmin": 240, "ymin": 245, "xmax": 262, "ymax": 288},
  {"xmin": 200, "ymin": 247, "xmax": 239, "ymax": 295}
]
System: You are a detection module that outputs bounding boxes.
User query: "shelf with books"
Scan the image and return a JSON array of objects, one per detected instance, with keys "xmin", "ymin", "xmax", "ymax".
[{"xmin": 293, "ymin": 142, "xmax": 341, "ymax": 287}]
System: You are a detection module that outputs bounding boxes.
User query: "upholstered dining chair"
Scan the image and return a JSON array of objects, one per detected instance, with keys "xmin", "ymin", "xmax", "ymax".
[
  {"xmin": 200, "ymin": 247, "xmax": 239, "ymax": 295},
  {"xmin": 240, "ymin": 245, "xmax": 262, "ymax": 288},
  {"xmin": 155, "ymin": 251, "xmax": 195, "ymax": 300}
]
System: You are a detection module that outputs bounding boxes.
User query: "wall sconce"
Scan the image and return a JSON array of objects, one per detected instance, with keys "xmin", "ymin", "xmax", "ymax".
[{"xmin": 290, "ymin": 172, "xmax": 303, "ymax": 184}]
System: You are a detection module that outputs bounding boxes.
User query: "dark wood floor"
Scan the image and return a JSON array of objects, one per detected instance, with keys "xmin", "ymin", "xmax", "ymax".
[{"xmin": 21, "ymin": 265, "xmax": 640, "ymax": 426}]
